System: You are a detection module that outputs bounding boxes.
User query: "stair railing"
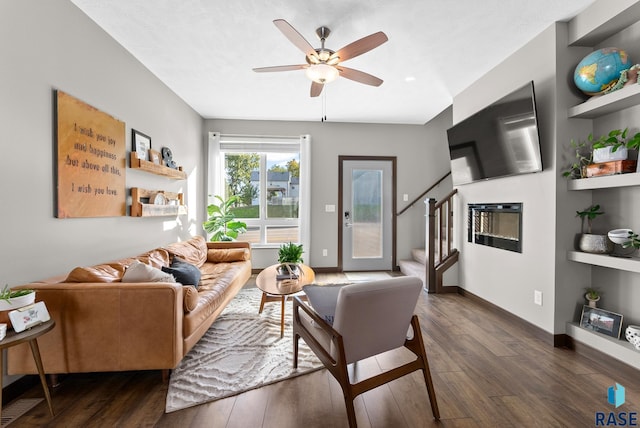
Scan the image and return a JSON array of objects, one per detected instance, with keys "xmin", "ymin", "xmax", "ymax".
[{"xmin": 426, "ymin": 188, "xmax": 458, "ymax": 293}]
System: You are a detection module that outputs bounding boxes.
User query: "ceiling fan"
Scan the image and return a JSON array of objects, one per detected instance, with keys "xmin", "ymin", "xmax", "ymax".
[{"xmin": 253, "ymin": 19, "xmax": 388, "ymax": 97}]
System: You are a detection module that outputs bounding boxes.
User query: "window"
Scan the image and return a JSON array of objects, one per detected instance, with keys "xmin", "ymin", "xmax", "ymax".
[{"xmin": 207, "ymin": 133, "xmax": 310, "ymax": 249}]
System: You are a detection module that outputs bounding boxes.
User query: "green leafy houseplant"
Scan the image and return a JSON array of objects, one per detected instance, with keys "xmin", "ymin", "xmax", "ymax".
[
  {"xmin": 562, "ymin": 137, "xmax": 592, "ymax": 179},
  {"xmin": 576, "ymin": 204, "xmax": 604, "ymax": 234},
  {"xmin": 0, "ymin": 285, "xmax": 34, "ymax": 302},
  {"xmin": 622, "ymin": 231, "xmax": 640, "ymax": 250},
  {"xmin": 203, "ymin": 195, "xmax": 247, "ymax": 241},
  {"xmin": 278, "ymin": 242, "xmax": 304, "ymax": 264}
]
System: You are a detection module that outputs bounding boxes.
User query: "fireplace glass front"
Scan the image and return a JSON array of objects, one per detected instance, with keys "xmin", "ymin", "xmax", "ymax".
[{"xmin": 468, "ymin": 203, "xmax": 522, "ymax": 253}]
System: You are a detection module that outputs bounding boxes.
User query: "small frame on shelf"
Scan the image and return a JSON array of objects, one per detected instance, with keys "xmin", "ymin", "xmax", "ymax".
[
  {"xmin": 579, "ymin": 305, "xmax": 623, "ymax": 339},
  {"xmin": 132, "ymin": 129, "xmax": 151, "ymax": 161},
  {"xmin": 148, "ymin": 149, "xmax": 162, "ymax": 165}
]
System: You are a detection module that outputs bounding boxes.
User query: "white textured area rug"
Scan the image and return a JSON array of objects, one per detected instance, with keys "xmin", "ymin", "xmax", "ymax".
[{"xmin": 165, "ymin": 288, "xmax": 322, "ymax": 413}]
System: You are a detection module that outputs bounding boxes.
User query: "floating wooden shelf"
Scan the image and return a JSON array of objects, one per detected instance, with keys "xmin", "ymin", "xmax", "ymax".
[
  {"xmin": 130, "ymin": 187, "xmax": 187, "ymax": 217},
  {"xmin": 129, "ymin": 152, "xmax": 186, "ymax": 180}
]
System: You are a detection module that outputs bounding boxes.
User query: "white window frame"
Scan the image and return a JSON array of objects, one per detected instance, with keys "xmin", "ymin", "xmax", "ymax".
[{"xmin": 207, "ymin": 132, "xmax": 310, "ymax": 252}]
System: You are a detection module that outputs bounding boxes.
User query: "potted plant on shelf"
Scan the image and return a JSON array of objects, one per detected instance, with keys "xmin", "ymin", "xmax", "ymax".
[
  {"xmin": 277, "ymin": 242, "xmax": 304, "ymax": 277},
  {"xmin": 562, "ymin": 137, "xmax": 592, "ymax": 179},
  {"xmin": 576, "ymin": 204, "xmax": 613, "ymax": 254},
  {"xmin": 590, "ymin": 128, "xmax": 630, "ymax": 163},
  {"xmin": 203, "ymin": 195, "xmax": 247, "ymax": 241},
  {"xmin": 584, "ymin": 287, "xmax": 601, "ymax": 308}
]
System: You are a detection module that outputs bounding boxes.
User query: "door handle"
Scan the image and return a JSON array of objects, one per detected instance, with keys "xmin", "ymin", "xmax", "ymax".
[{"xmin": 344, "ymin": 211, "xmax": 352, "ymax": 228}]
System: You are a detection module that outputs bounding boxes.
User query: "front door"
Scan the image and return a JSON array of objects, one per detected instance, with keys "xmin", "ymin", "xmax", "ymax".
[{"xmin": 340, "ymin": 157, "xmax": 395, "ymax": 271}]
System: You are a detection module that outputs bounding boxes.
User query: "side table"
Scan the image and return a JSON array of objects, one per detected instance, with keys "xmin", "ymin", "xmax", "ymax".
[{"xmin": 0, "ymin": 319, "xmax": 55, "ymax": 418}]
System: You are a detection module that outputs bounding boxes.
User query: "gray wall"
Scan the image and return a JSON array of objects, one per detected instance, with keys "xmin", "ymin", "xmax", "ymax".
[
  {"xmin": 0, "ymin": 0, "xmax": 204, "ymax": 288},
  {"xmin": 206, "ymin": 115, "xmax": 453, "ymax": 269}
]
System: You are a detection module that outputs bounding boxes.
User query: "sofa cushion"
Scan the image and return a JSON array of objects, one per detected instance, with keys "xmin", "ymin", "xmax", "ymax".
[
  {"xmin": 162, "ymin": 257, "xmax": 201, "ymax": 288},
  {"xmin": 135, "ymin": 249, "xmax": 171, "ymax": 269},
  {"xmin": 65, "ymin": 262, "xmax": 127, "ymax": 283},
  {"xmin": 122, "ymin": 260, "xmax": 176, "ymax": 283},
  {"xmin": 163, "ymin": 236, "xmax": 208, "ymax": 267},
  {"xmin": 183, "ymin": 286, "xmax": 199, "ymax": 313},
  {"xmin": 207, "ymin": 248, "xmax": 251, "ymax": 263}
]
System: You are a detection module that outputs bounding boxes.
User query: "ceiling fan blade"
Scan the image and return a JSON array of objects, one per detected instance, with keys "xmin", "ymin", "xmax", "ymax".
[
  {"xmin": 332, "ymin": 31, "xmax": 388, "ymax": 62},
  {"xmin": 253, "ymin": 64, "xmax": 307, "ymax": 73},
  {"xmin": 338, "ymin": 66, "xmax": 383, "ymax": 86},
  {"xmin": 273, "ymin": 19, "xmax": 317, "ymax": 58},
  {"xmin": 310, "ymin": 81, "xmax": 324, "ymax": 97}
]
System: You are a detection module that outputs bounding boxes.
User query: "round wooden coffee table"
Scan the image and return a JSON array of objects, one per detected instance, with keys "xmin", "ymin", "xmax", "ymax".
[{"xmin": 256, "ymin": 264, "xmax": 315, "ymax": 337}]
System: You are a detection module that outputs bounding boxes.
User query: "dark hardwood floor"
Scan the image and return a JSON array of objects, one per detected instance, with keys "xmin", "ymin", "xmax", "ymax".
[{"xmin": 10, "ymin": 273, "xmax": 639, "ymax": 427}]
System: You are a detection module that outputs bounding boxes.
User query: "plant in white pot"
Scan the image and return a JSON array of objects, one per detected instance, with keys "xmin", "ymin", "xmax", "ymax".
[
  {"xmin": 576, "ymin": 205, "xmax": 613, "ymax": 254},
  {"xmin": 590, "ymin": 128, "xmax": 631, "ymax": 163},
  {"xmin": 584, "ymin": 287, "xmax": 601, "ymax": 308}
]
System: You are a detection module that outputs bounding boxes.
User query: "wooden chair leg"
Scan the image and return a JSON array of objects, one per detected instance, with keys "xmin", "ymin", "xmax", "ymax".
[
  {"xmin": 293, "ymin": 333, "xmax": 299, "ymax": 369},
  {"xmin": 343, "ymin": 396, "xmax": 358, "ymax": 428}
]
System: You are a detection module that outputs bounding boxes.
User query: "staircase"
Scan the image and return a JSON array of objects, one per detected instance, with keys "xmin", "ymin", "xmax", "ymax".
[{"xmin": 398, "ymin": 188, "xmax": 459, "ymax": 293}]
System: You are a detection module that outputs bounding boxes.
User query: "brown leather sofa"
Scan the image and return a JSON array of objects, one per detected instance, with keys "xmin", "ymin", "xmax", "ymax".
[{"xmin": 7, "ymin": 236, "xmax": 251, "ymax": 375}]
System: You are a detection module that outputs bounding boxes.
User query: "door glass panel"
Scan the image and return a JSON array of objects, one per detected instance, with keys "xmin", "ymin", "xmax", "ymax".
[{"xmin": 351, "ymin": 169, "xmax": 383, "ymax": 259}]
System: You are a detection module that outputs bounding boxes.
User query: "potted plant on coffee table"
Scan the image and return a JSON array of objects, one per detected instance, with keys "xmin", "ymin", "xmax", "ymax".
[
  {"xmin": 277, "ymin": 242, "xmax": 304, "ymax": 277},
  {"xmin": 576, "ymin": 204, "xmax": 613, "ymax": 254}
]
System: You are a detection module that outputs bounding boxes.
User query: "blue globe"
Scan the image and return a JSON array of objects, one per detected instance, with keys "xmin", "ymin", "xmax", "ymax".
[{"xmin": 574, "ymin": 47, "xmax": 630, "ymax": 95}]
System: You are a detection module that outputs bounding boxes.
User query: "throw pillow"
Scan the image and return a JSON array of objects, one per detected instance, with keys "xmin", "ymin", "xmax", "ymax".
[
  {"xmin": 207, "ymin": 248, "xmax": 250, "ymax": 263},
  {"xmin": 183, "ymin": 285, "xmax": 199, "ymax": 313},
  {"xmin": 122, "ymin": 260, "xmax": 176, "ymax": 283},
  {"xmin": 162, "ymin": 257, "xmax": 201, "ymax": 288},
  {"xmin": 302, "ymin": 284, "xmax": 349, "ymax": 325}
]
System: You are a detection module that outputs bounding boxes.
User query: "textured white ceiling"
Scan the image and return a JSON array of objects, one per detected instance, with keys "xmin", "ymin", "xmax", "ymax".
[{"xmin": 70, "ymin": 0, "xmax": 595, "ymax": 124}]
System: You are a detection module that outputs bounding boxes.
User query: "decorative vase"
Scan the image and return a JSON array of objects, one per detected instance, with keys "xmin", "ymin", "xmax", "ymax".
[
  {"xmin": 625, "ymin": 325, "xmax": 640, "ymax": 351},
  {"xmin": 579, "ymin": 234, "xmax": 614, "ymax": 254},
  {"xmin": 585, "ymin": 294, "xmax": 600, "ymax": 308}
]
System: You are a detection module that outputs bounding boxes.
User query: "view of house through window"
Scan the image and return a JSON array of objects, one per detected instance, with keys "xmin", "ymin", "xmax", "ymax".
[{"xmin": 222, "ymin": 152, "xmax": 300, "ymax": 245}]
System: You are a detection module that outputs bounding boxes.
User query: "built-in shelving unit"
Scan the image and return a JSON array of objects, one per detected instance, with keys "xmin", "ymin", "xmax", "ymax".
[
  {"xmin": 129, "ymin": 152, "xmax": 186, "ymax": 180},
  {"xmin": 564, "ymin": 1, "xmax": 640, "ymax": 368},
  {"xmin": 130, "ymin": 187, "xmax": 187, "ymax": 217}
]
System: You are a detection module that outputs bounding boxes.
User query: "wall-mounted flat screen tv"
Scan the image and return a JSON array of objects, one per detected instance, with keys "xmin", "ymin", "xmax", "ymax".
[{"xmin": 446, "ymin": 81, "xmax": 542, "ymax": 186}]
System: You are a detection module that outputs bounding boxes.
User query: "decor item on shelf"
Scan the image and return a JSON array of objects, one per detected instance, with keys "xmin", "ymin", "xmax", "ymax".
[
  {"xmin": 203, "ymin": 195, "xmax": 247, "ymax": 241},
  {"xmin": 608, "ymin": 228, "xmax": 633, "ymax": 245},
  {"xmin": 132, "ymin": 129, "xmax": 151, "ymax": 161},
  {"xmin": 563, "ymin": 128, "xmax": 640, "ymax": 179},
  {"xmin": 622, "ymin": 231, "xmax": 640, "ymax": 251},
  {"xmin": 602, "ymin": 64, "xmax": 640, "ymax": 95},
  {"xmin": 625, "ymin": 325, "xmax": 640, "ymax": 351},
  {"xmin": 148, "ymin": 149, "xmax": 162, "ymax": 165},
  {"xmin": 576, "ymin": 204, "xmax": 613, "ymax": 254},
  {"xmin": 579, "ymin": 305, "xmax": 623, "ymax": 339},
  {"xmin": 161, "ymin": 147, "xmax": 178, "ymax": 169},
  {"xmin": 584, "ymin": 287, "xmax": 601, "ymax": 308},
  {"xmin": 573, "ymin": 47, "xmax": 631, "ymax": 96},
  {"xmin": 277, "ymin": 242, "xmax": 304, "ymax": 277}
]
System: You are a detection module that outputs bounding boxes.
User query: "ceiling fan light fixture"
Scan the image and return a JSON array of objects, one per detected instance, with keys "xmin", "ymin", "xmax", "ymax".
[{"xmin": 305, "ymin": 63, "xmax": 339, "ymax": 84}]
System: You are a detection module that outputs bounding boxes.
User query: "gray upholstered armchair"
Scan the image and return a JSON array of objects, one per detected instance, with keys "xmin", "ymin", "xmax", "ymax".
[{"xmin": 293, "ymin": 276, "xmax": 439, "ymax": 427}]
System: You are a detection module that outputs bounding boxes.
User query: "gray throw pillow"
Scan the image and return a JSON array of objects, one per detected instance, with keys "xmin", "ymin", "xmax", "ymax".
[
  {"xmin": 302, "ymin": 284, "xmax": 349, "ymax": 325},
  {"xmin": 162, "ymin": 257, "xmax": 201, "ymax": 288}
]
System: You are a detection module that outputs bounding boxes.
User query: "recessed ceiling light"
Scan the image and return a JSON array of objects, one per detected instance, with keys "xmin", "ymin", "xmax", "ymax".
[{"xmin": 405, "ymin": 76, "xmax": 416, "ymax": 82}]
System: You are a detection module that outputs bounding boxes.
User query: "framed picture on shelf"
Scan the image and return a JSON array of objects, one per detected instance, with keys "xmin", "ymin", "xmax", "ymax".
[
  {"xmin": 579, "ymin": 305, "xmax": 623, "ymax": 339},
  {"xmin": 132, "ymin": 129, "xmax": 151, "ymax": 161},
  {"xmin": 148, "ymin": 149, "xmax": 162, "ymax": 165}
]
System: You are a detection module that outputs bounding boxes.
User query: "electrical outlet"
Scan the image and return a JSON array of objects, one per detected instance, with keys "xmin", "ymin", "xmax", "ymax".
[
  {"xmin": 322, "ymin": 249, "xmax": 328, "ymax": 257},
  {"xmin": 534, "ymin": 290, "xmax": 543, "ymax": 306}
]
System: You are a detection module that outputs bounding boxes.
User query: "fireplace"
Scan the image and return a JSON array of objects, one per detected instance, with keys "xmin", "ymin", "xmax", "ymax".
[{"xmin": 468, "ymin": 203, "xmax": 522, "ymax": 253}]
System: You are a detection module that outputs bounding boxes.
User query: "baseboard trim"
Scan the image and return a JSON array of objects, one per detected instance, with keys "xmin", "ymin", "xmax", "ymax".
[
  {"xmin": 2, "ymin": 375, "xmax": 38, "ymax": 406},
  {"xmin": 456, "ymin": 287, "xmax": 556, "ymax": 346}
]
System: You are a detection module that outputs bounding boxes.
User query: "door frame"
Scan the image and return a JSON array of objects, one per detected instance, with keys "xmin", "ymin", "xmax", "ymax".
[{"xmin": 338, "ymin": 155, "xmax": 397, "ymax": 272}]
